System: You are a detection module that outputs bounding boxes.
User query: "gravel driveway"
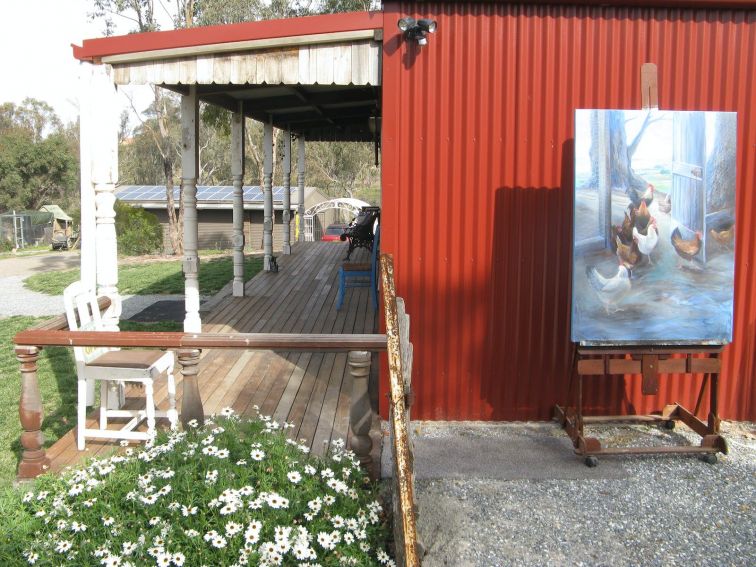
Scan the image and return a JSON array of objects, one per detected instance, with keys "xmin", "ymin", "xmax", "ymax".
[{"xmin": 385, "ymin": 421, "xmax": 756, "ymax": 566}]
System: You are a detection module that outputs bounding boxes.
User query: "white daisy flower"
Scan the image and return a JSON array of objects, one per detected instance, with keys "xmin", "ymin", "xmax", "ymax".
[
  {"xmin": 102, "ymin": 556, "xmax": 122, "ymax": 566},
  {"xmin": 70, "ymin": 521, "xmax": 87, "ymax": 533},
  {"xmin": 155, "ymin": 553, "xmax": 172, "ymax": 567},
  {"xmin": 149, "ymin": 516, "xmax": 161, "ymax": 526},
  {"xmin": 184, "ymin": 529, "xmax": 200, "ymax": 538},
  {"xmin": 226, "ymin": 522, "xmax": 243, "ymax": 537},
  {"xmin": 376, "ymin": 549, "xmax": 390, "ymax": 564},
  {"xmin": 287, "ymin": 471, "xmax": 302, "ymax": 484},
  {"xmin": 23, "ymin": 551, "xmax": 39, "ymax": 564},
  {"xmin": 236, "ymin": 459, "xmax": 248, "ymax": 466},
  {"xmin": 122, "ymin": 541, "xmax": 136, "ymax": 555},
  {"xmin": 250, "ymin": 449, "xmax": 265, "ymax": 461},
  {"xmin": 55, "ymin": 540, "xmax": 73, "ymax": 553},
  {"xmin": 211, "ymin": 535, "xmax": 228, "ymax": 549},
  {"xmin": 172, "ymin": 552, "xmax": 186, "ymax": 566},
  {"xmin": 216, "ymin": 448, "xmax": 230, "ymax": 459},
  {"xmin": 103, "ymin": 516, "xmax": 115, "ymax": 526},
  {"xmin": 317, "ymin": 532, "xmax": 335, "ymax": 550},
  {"xmin": 220, "ymin": 503, "xmax": 238, "ymax": 515},
  {"xmin": 304, "ymin": 465, "xmax": 317, "ymax": 475}
]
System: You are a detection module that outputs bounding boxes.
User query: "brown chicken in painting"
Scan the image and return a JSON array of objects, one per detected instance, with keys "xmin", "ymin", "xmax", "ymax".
[{"xmin": 671, "ymin": 227, "xmax": 703, "ymax": 262}]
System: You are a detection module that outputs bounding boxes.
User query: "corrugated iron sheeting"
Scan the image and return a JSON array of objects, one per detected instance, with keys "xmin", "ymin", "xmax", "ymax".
[{"xmin": 381, "ymin": 2, "xmax": 756, "ymax": 420}]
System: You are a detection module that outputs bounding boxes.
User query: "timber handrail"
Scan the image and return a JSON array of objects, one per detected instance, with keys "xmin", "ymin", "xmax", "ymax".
[
  {"xmin": 381, "ymin": 253, "xmax": 420, "ymax": 567},
  {"xmin": 14, "ymin": 330, "xmax": 387, "ymax": 351}
]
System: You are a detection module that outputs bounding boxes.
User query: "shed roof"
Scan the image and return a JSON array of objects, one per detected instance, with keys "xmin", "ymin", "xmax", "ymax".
[
  {"xmin": 116, "ymin": 185, "xmax": 322, "ymax": 210},
  {"xmin": 73, "ymin": 11, "xmax": 382, "ymax": 62},
  {"xmin": 39, "ymin": 205, "xmax": 73, "ymax": 221}
]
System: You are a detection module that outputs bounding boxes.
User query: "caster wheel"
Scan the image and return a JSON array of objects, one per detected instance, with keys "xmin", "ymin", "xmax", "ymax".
[
  {"xmin": 662, "ymin": 420, "xmax": 676, "ymax": 430},
  {"xmin": 584, "ymin": 456, "xmax": 599, "ymax": 468},
  {"xmin": 701, "ymin": 453, "xmax": 717, "ymax": 465}
]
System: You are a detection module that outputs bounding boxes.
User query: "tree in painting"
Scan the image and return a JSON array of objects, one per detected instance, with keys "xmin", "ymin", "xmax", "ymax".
[{"xmin": 581, "ymin": 110, "xmax": 663, "ymax": 207}]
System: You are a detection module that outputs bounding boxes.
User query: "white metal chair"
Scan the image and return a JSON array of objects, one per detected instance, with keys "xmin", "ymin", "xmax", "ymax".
[{"xmin": 63, "ymin": 281, "xmax": 178, "ymax": 450}]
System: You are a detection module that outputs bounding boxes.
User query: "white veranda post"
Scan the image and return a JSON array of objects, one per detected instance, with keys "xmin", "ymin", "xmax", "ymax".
[
  {"xmin": 182, "ymin": 86, "xmax": 202, "ymax": 332},
  {"xmin": 263, "ymin": 121, "xmax": 274, "ymax": 271},
  {"xmin": 282, "ymin": 131, "xmax": 292, "ymax": 255},
  {"xmin": 79, "ymin": 62, "xmax": 122, "ymax": 407},
  {"xmin": 297, "ymin": 135, "xmax": 306, "ymax": 242},
  {"xmin": 232, "ymin": 104, "xmax": 246, "ymax": 297}
]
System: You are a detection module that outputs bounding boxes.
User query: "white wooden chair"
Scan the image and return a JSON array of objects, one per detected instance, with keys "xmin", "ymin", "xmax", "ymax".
[{"xmin": 63, "ymin": 281, "xmax": 178, "ymax": 450}]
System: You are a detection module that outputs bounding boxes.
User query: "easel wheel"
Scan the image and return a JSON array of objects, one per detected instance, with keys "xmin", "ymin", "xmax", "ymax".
[
  {"xmin": 701, "ymin": 454, "xmax": 717, "ymax": 465},
  {"xmin": 662, "ymin": 419, "xmax": 676, "ymax": 430},
  {"xmin": 584, "ymin": 456, "xmax": 599, "ymax": 468}
]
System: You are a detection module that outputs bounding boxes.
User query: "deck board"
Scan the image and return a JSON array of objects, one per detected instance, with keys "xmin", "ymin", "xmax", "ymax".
[{"xmin": 43, "ymin": 242, "xmax": 378, "ymax": 475}]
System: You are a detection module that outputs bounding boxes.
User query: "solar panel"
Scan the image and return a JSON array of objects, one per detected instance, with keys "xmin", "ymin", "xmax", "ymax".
[{"xmin": 116, "ymin": 184, "xmax": 303, "ymax": 204}]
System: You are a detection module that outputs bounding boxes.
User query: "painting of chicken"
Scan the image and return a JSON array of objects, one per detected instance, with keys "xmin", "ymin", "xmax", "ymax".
[
  {"xmin": 670, "ymin": 227, "xmax": 702, "ymax": 263},
  {"xmin": 572, "ymin": 108, "xmax": 737, "ymax": 345}
]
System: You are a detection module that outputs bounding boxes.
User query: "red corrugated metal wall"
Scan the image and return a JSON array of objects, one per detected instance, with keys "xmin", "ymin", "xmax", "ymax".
[{"xmin": 380, "ymin": 1, "xmax": 756, "ymax": 420}]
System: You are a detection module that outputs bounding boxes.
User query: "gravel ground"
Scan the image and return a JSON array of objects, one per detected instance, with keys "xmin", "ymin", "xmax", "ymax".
[
  {"xmin": 0, "ymin": 273, "xmax": 185, "ymax": 320},
  {"xmin": 394, "ymin": 421, "xmax": 756, "ymax": 567}
]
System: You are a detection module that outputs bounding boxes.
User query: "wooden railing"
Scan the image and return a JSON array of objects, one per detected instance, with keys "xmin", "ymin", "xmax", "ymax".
[
  {"xmin": 13, "ymin": 306, "xmax": 388, "ymax": 481},
  {"xmin": 381, "ymin": 254, "xmax": 420, "ymax": 567}
]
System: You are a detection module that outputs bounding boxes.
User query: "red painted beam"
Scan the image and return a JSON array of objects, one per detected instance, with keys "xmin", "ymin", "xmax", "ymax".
[{"xmin": 73, "ymin": 11, "xmax": 383, "ymax": 62}]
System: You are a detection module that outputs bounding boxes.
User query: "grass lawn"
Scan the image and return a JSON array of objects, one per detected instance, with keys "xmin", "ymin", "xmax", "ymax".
[
  {"xmin": 0, "ymin": 317, "xmax": 183, "ymax": 490},
  {"xmin": 24, "ymin": 254, "xmax": 262, "ymax": 296}
]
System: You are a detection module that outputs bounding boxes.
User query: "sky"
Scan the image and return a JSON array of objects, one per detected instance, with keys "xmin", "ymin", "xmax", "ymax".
[{"xmin": 0, "ymin": 0, "xmax": 162, "ymax": 126}]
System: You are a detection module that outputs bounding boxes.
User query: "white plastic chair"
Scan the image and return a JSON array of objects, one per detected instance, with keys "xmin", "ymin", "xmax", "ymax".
[{"xmin": 63, "ymin": 281, "xmax": 178, "ymax": 450}]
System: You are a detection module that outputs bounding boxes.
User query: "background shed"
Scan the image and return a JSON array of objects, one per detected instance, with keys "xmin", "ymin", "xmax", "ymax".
[{"xmin": 116, "ymin": 185, "xmax": 332, "ymax": 253}]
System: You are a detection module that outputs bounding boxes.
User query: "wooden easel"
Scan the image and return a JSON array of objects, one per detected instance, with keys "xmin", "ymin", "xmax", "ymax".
[
  {"xmin": 555, "ymin": 64, "xmax": 728, "ymax": 466},
  {"xmin": 554, "ymin": 345, "xmax": 728, "ymax": 466}
]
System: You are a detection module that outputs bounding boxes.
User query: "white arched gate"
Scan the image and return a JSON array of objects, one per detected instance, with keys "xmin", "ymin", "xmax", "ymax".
[{"xmin": 303, "ymin": 198, "xmax": 370, "ymax": 242}]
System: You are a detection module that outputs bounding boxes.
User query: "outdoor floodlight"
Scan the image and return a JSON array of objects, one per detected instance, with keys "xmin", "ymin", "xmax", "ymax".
[
  {"xmin": 397, "ymin": 17, "xmax": 437, "ymax": 46},
  {"xmin": 417, "ymin": 19, "xmax": 437, "ymax": 33},
  {"xmin": 398, "ymin": 17, "xmax": 415, "ymax": 32}
]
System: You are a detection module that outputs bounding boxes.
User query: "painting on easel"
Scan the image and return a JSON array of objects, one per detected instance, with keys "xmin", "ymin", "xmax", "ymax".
[{"xmin": 571, "ymin": 109, "xmax": 737, "ymax": 345}]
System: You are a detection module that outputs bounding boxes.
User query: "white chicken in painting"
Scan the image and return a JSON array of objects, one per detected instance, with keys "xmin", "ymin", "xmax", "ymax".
[
  {"xmin": 586, "ymin": 264, "xmax": 631, "ymax": 314},
  {"xmin": 633, "ymin": 219, "xmax": 659, "ymax": 264}
]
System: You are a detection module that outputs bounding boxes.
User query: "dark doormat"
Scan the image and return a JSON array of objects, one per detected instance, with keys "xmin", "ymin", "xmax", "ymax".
[{"xmin": 128, "ymin": 300, "xmax": 187, "ymax": 323}]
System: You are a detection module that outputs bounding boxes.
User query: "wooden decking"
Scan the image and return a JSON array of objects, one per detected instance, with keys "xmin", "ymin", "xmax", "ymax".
[{"xmin": 44, "ymin": 242, "xmax": 378, "ymax": 474}]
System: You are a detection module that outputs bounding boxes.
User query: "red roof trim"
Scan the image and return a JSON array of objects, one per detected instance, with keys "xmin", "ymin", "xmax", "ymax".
[{"xmin": 73, "ymin": 11, "xmax": 383, "ymax": 62}]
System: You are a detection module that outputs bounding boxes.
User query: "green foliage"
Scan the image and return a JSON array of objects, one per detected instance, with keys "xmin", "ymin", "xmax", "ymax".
[
  {"xmin": 0, "ymin": 99, "xmax": 78, "ymax": 211},
  {"xmin": 0, "ymin": 317, "xmax": 77, "ymax": 489},
  {"xmin": 24, "ymin": 254, "xmax": 262, "ymax": 296},
  {"xmin": 2, "ymin": 414, "xmax": 391, "ymax": 565},
  {"xmin": 114, "ymin": 201, "xmax": 164, "ymax": 256}
]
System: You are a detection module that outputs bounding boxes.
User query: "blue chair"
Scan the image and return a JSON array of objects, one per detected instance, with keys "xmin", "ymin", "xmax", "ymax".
[{"xmin": 337, "ymin": 225, "xmax": 379, "ymax": 310}]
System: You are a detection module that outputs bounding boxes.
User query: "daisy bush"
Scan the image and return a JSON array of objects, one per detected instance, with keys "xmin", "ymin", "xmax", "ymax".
[{"xmin": 4, "ymin": 408, "xmax": 393, "ymax": 566}]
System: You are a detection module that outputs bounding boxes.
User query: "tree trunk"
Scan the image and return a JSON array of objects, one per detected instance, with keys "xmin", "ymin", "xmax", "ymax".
[
  {"xmin": 164, "ymin": 158, "xmax": 183, "ymax": 255},
  {"xmin": 582, "ymin": 110, "xmax": 651, "ymax": 197}
]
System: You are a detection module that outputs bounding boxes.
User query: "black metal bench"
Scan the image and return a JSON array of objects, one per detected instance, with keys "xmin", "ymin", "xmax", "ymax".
[{"xmin": 340, "ymin": 206, "xmax": 380, "ymax": 260}]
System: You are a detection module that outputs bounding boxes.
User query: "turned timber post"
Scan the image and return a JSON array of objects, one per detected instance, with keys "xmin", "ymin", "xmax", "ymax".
[
  {"xmin": 16, "ymin": 347, "xmax": 50, "ymax": 479},
  {"xmin": 297, "ymin": 135, "xmax": 306, "ymax": 242},
  {"xmin": 282, "ymin": 131, "xmax": 292, "ymax": 254},
  {"xmin": 263, "ymin": 121, "xmax": 274, "ymax": 271},
  {"xmin": 231, "ymin": 103, "xmax": 246, "ymax": 297},
  {"xmin": 348, "ymin": 350, "xmax": 373, "ymax": 471},
  {"xmin": 182, "ymin": 86, "xmax": 202, "ymax": 332},
  {"xmin": 178, "ymin": 349, "xmax": 204, "ymax": 428}
]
